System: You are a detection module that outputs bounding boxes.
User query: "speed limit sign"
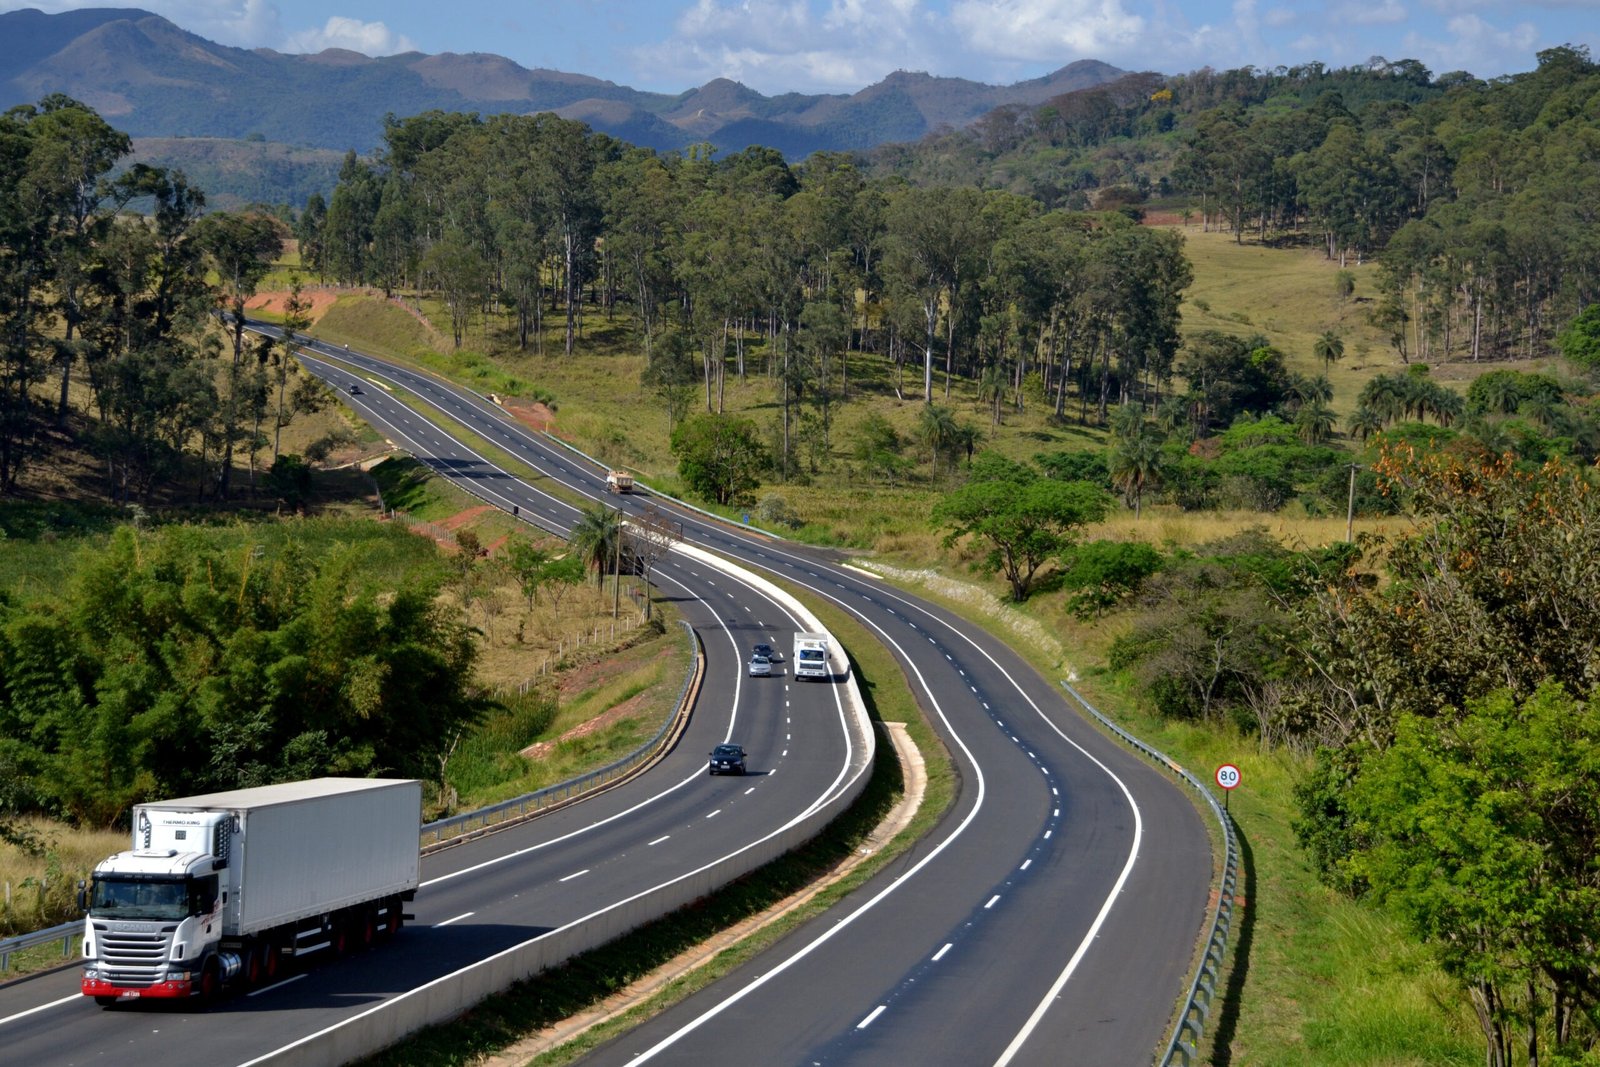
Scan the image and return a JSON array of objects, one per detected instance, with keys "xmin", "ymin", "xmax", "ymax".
[{"xmin": 1216, "ymin": 764, "xmax": 1242, "ymax": 791}]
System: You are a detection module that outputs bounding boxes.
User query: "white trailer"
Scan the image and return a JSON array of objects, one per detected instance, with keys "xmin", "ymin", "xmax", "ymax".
[
  {"xmin": 80, "ymin": 777, "xmax": 421, "ymax": 1004},
  {"xmin": 793, "ymin": 632, "xmax": 831, "ymax": 681}
]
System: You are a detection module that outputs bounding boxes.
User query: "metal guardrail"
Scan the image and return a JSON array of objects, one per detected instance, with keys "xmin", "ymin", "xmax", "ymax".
[
  {"xmin": 0, "ymin": 620, "xmax": 701, "ymax": 977},
  {"xmin": 0, "ymin": 921, "xmax": 79, "ymax": 975},
  {"xmin": 420, "ymin": 617, "xmax": 698, "ymax": 848},
  {"xmin": 1060, "ymin": 681, "xmax": 1239, "ymax": 1067}
]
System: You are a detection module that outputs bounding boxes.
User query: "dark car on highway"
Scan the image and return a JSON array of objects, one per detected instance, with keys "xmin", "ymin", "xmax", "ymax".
[
  {"xmin": 752, "ymin": 642, "xmax": 780, "ymax": 662},
  {"xmin": 709, "ymin": 743, "xmax": 747, "ymax": 776}
]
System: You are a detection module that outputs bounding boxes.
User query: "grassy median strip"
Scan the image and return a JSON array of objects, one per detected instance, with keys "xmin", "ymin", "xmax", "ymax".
[{"xmin": 357, "ymin": 596, "xmax": 951, "ymax": 1067}]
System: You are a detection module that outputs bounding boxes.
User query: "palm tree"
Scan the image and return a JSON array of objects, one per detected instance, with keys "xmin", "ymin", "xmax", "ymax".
[
  {"xmin": 1357, "ymin": 377, "xmax": 1403, "ymax": 426},
  {"xmin": 918, "ymin": 403, "xmax": 957, "ymax": 474},
  {"xmin": 569, "ymin": 505, "xmax": 621, "ymax": 589},
  {"xmin": 1110, "ymin": 432, "xmax": 1165, "ymax": 518},
  {"xmin": 1294, "ymin": 401, "xmax": 1338, "ymax": 445},
  {"xmin": 977, "ymin": 363, "xmax": 1007, "ymax": 430},
  {"xmin": 1347, "ymin": 406, "xmax": 1384, "ymax": 442},
  {"xmin": 1291, "ymin": 373, "xmax": 1334, "ymax": 408},
  {"xmin": 1312, "ymin": 330, "xmax": 1345, "ymax": 374},
  {"xmin": 1426, "ymin": 386, "xmax": 1464, "ymax": 427}
]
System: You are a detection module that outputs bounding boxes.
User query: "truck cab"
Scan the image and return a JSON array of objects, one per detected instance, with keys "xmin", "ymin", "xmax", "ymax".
[
  {"xmin": 81, "ymin": 811, "xmax": 232, "ymax": 1003},
  {"xmin": 793, "ymin": 632, "xmax": 831, "ymax": 681}
]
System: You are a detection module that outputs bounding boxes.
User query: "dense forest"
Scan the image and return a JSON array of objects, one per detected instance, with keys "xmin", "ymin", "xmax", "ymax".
[{"xmin": 870, "ymin": 46, "xmax": 1600, "ymax": 371}]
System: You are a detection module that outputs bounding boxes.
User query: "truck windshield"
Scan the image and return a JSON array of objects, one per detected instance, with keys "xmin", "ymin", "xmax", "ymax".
[
  {"xmin": 799, "ymin": 650, "xmax": 824, "ymax": 661},
  {"xmin": 88, "ymin": 877, "xmax": 193, "ymax": 921}
]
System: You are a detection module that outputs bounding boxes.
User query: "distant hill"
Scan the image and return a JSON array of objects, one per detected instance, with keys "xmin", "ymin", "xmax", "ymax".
[{"xmin": 0, "ymin": 7, "xmax": 1126, "ymax": 163}]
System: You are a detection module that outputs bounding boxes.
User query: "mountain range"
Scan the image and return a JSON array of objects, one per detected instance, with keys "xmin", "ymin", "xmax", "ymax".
[{"xmin": 0, "ymin": 7, "xmax": 1126, "ymax": 158}]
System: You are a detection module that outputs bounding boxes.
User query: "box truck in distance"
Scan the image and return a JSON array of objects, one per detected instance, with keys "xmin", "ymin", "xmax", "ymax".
[
  {"xmin": 793, "ymin": 632, "xmax": 831, "ymax": 681},
  {"xmin": 79, "ymin": 777, "xmax": 421, "ymax": 1005}
]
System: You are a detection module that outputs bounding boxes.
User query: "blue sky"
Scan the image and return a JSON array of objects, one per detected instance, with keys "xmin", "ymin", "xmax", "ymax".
[{"xmin": 5, "ymin": 0, "xmax": 1597, "ymax": 94}]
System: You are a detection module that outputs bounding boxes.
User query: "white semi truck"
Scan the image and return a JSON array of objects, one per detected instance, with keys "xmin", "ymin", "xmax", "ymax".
[
  {"xmin": 793, "ymin": 632, "xmax": 831, "ymax": 681},
  {"xmin": 80, "ymin": 777, "xmax": 421, "ymax": 1005}
]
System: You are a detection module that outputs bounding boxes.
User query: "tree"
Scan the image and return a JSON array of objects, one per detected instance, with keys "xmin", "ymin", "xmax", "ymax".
[
  {"xmin": 1108, "ymin": 405, "xmax": 1166, "ymax": 518},
  {"xmin": 1556, "ymin": 303, "xmax": 1600, "ymax": 372},
  {"xmin": 540, "ymin": 554, "xmax": 585, "ymax": 615},
  {"xmin": 568, "ymin": 505, "xmax": 621, "ymax": 589},
  {"xmin": 1312, "ymin": 329, "xmax": 1346, "ymax": 373},
  {"xmin": 1058, "ymin": 540, "xmax": 1164, "ymax": 618},
  {"xmin": 1349, "ymin": 685, "xmax": 1600, "ymax": 1067},
  {"xmin": 917, "ymin": 403, "xmax": 958, "ymax": 474},
  {"xmin": 670, "ymin": 413, "xmax": 768, "ymax": 506},
  {"xmin": 195, "ymin": 211, "xmax": 286, "ymax": 499},
  {"xmin": 627, "ymin": 504, "xmax": 680, "ymax": 620},
  {"xmin": 931, "ymin": 473, "xmax": 1110, "ymax": 600},
  {"xmin": 504, "ymin": 538, "xmax": 553, "ymax": 613}
]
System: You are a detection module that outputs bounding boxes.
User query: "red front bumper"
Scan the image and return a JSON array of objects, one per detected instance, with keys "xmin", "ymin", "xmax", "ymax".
[{"xmin": 82, "ymin": 975, "xmax": 193, "ymax": 1000}]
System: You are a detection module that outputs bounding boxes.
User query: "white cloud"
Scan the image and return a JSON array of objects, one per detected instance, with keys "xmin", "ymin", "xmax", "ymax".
[
  {"xmin": 633, "ymin": 0, "xmax": 939, "ymax": 92},
  {"xmin": 283, "ymin": 16, "xmax": 418, "ymax": 56},
  {"xmin": 1348, "ymin": 0, "xmax": 1407, "ymax": 25},
  {"xmin": 948, "ymin": 0, "xmax": 1146, "ymax": 61},
  {"xmin": 1402, "ymin": 12, "xmax": 1539, "ymax": 72}
]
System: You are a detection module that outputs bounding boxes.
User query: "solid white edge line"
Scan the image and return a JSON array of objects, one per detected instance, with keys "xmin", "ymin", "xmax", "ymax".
[{"xmin": 0, "ymin": 993, "xmax": 82, "ymax": 1025}]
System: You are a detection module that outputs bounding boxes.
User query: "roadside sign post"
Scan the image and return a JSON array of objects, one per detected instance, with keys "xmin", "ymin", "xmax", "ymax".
[{"xmin": 1215, "ymin": 763, "xmax": 1242, "ymax": 813}]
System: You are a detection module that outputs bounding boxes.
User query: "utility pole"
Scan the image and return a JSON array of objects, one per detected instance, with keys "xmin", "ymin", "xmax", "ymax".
[{"xmin": 612, "ymin": 508, "xmax": 623, "ymax": 619}]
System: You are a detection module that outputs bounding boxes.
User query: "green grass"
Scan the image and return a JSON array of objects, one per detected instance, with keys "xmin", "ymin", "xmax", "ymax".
[{"xmin": 447, "ymin": 629, "xmax": 686, "ymax": 809}]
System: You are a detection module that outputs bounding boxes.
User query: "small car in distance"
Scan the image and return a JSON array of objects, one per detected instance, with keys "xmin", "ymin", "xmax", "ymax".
[
  {"xmin": 752, "ymin": 642, "xmax": 781, "ymax": 662},
  {"xmin": 709, "ymin": 743, "xmax": 747, "ymax": 776},
  {"xmin": 748, "ymin": 654, "xmax": 773, "ymax": 677},
  {"xmin": 348, "ymin": 383, "xmax": 362, "ymax": 395}
]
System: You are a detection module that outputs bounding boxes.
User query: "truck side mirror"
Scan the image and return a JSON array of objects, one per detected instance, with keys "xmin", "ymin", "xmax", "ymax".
[{"xmin": 76, "ymin": 880, "xmax": 87, "ymax": 912}]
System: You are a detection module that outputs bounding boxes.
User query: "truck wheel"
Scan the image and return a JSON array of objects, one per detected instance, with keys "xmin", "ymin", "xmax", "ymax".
[
  {"xmin": 359, "ymin": 910, "xmax": 378, "ymax": 950},
  {"xmin": 260, "ymin": 938, "xmax": 281, "ymax": 980},
  {"xmin": 385, "ymin": 901, "xmax": 402, "ymax": 936},
  {"xmin": 242, "ymin": 940, "xmax": 262, "ymax": 985},
  {"xmin": 198, "ymin": 959, "xmax": 220, "ymax": 1003}
]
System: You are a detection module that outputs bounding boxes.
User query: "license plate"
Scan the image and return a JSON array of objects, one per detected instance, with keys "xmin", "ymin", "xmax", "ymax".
[{"xmin": 119, "ymin": 991, "xmax": 141, "ymax": 999}]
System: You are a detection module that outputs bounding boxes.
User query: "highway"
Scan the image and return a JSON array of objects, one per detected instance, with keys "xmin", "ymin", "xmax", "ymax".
[{"xmin": 0, "ymin": 328, "xmax": 1213, "ymax": 1066}]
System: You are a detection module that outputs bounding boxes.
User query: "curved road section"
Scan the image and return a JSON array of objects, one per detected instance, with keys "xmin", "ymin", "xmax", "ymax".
[
  {"xmin": 291, "ymin": 331, "xmax": 1214, "ymax": 1066},
  {"xmin": 0, "ymin": 350, "xmax": 872, "ymax": 1067}
]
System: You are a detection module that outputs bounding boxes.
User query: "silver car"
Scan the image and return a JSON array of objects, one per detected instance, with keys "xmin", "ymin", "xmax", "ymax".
[{"xmin": 748, "ymin": 654, "xmax": 773, "ymax": 677}]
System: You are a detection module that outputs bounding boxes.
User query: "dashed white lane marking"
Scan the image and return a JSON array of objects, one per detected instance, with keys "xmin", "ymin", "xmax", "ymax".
[
  {"xmin": 560, "ymin": 869, "xmax": 590, "ymax": 882},
  {"xmin": 858, "ymin": 1005, "xmax": 888, "ymax": 1029},
  {"xmin": 1020, "ymin": 859, "xmax": 1033, "ymax": 871},
  {"xmin": 706, "ymin": 810, "xmax": 722, "ymax": 819},
  {"xmin": 985, "ymin": 895, "xmax": 1001, "ymax": 909},
  {"xmin": 435, "ymin": 912, "xmax": 474, "ymax": 927},
  {"xmin": 648, "ymin": 835, "xmax": 671, "ymax": 846},
  {"xmin": 932, "ymin": 943, "xmax": 953, "ymax": 962},
  {"xmin": 247, "ymin": 974, "xmax": 306, "ymax": 998}
]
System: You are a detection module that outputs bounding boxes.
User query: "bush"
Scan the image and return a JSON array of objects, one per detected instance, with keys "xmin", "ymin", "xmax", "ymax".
[{"xmin": 1059, "ymin": 540, "xmax": 1164, "ymax": 618}]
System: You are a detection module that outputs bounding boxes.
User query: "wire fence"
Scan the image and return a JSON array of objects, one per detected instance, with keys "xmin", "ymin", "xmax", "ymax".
[
  {"xmin": 420, "ymin": 618, "xmax": 698, "ymax": 847},
  {"xmin": 1059, "ymin": 681, "xmax": 1239, "ymax": 1067}
]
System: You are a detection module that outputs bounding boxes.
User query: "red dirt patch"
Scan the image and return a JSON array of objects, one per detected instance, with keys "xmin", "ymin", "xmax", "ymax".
[
  {"xmin": 437, "ymin": 504, "xmax": 495, "ymax": 531},
  {"xmin": 246, "ymin": 288, "xmax": 340, "ymax": 322},
  {"xmin": 501, "ymin": 398, "xmax": 557, "ymax": 433}
]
